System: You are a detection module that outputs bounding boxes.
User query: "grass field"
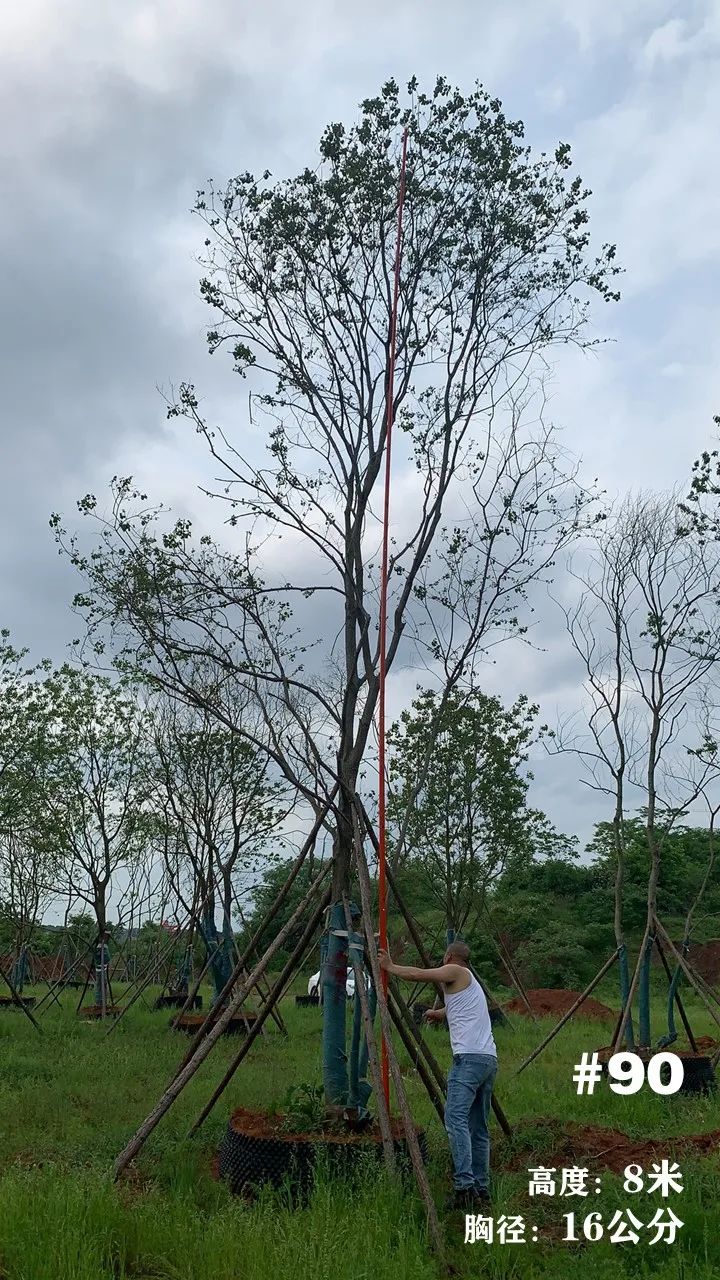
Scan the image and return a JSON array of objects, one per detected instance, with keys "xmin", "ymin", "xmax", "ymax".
[{"xmin": 0, "ymin": 977, "xmax": 718, "ymax": 1279}]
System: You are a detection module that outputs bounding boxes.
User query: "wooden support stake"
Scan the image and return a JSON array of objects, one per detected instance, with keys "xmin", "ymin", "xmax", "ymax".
[
  {"xmin": 676, "ymin": 942, "xmax": 720, "ymax": 1007},
  {"xmin": 230, "ymin": 882, "xmax": 286, "ymax": 1035},
  {"xmin": 106, "ymin": 915, "xmax": 195, "ymax": 1036},
  {"xmin": 655, "ymin": 936, "xmax": 699, "ymax": 1053},
  {"xmin": 0, "ymin": 962, "xmax": 42, "ymax": 1033},
  {"xmin": 170, "ymin": 941, "xmax": 217, "ymax": 1028},
  {"xmin": 653, "ymin": 917, "xmax": 720, "ymax": 1032},
  {"xmin": 188, "ymin": 889, "xmax": 331, "ymax": 1136},
  {"xmin": 113, "ymin": 864, "xmax": 331, "ymax": 1180},
  {"xmin": 173, "ymin": 862, "xmax": 331, "ymax": 1078},
  {"xmin": 390, "ymin": 980, "xmax": 446, "ymax": 1095},
  {"xmin": 516, "ymin": 950, "xmax": 620, "ymax": 1077},
  {"xmin": 388, "ymin": 991, "xmax": 446, "ymax": 1125},
  {"xmin": 35, "ymin": 956, "xmax": 64, "ymax": 1010},
  {"xmin": 385, "ymin": 860, "xmax": 508, "ymax": 1024},
  {"xmin": 33, "ymin": 940, "xmax": 95, "ymax": 1015},
  {"xmin": 611, "ymin": 929, "xmax": 650, "ymax": 1055},
  {"xmin": 485, "ymin": 911, "xmax": 535, "ymax": 1019},
  {"xmin": 342, "ymin": 893, "xmax": 396, "ymax": 1176},
  {"xmin": 74, "ymin": 937, "xmax": 96, "ymax": 1014},
  {"xmin": 353, "ymin": 826, "xmax": 446, "ymax": 1268}
]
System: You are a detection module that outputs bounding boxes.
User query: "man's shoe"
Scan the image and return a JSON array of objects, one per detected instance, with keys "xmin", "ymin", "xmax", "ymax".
[
  {"xmin": 445, "ymin": 1188, "xmax": 480, "ymax": 1212},
  {"xmin": 474, "ymin": 1186, "xmax": 491, "ymax": 1205}
]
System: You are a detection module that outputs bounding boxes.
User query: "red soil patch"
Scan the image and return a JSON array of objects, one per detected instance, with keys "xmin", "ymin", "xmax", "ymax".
[
  {"xmin": 673, "ymin": 939, "xmax": 720, "ymax": 986},
  {"xmin": 504, "ymin": 1120, "xmax": 720, "ymax": 1174},
  {"xmin": 651, "ymin": 939, "xmax": 720, "ymax": 985},
  {"xmin": 172, "ymin": 1010, "xmax": 257, "ymax": 1034},
  {"xmin": 229, "ymin": 1105, "xmax": 421, "ymax": 1147},
  {"xmin": 31, "ymin": 955, "xmax": 67, "ymax": 982},
  {"xmin": 78, "ymin": 1004, "xmax": 121, "ymax": 1019},
  {"xmin": 596, "ymin": 1043, "xmax": 715, "ymax": 1062},
  {"xmin": 693, "ymin": 1035, "xmax": 718, "ymax": 1051},
  {"xmin": 504, "ymin": 988, "xmax": 615, "ymax": 1023}
]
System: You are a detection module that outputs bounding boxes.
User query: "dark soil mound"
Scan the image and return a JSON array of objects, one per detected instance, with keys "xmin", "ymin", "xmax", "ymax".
[{"xmin": 504, "ymin": 988, "xmax": 615, "ymax": 1022}]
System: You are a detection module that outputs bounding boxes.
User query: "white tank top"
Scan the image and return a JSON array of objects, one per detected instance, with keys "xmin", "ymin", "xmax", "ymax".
[{"xmin": 444, "ymin": 973, "xmax": 497, "ymax": 1057}]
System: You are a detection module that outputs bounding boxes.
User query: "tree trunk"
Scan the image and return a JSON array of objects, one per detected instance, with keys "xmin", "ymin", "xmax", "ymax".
[
  {"xmin": 347, "ymin": 926, "xmax": 375, "ymax": 1113},
  {"xmin": 94, "ymin": 885, "xmax": 109, "ymax": 1008},
  {"xmin": 94, "ymin": 885, "xmax": 107, "ymax": 936},
  {"xmin": 322, "ymin": 800, "xmax": 353, "ymax": 1106},
  {"xmin": 612, "ymin": 810, "xmax": 634, "ymax": 1049},
  {"xmin": 641, "ymin": 704, "xmax": 662, "ymax": 1049},
  {"xmin": 322, "ymin": 898, "xmax": 349, "ymax": 1106},
  {"xmin": 11, "ymin": 944, "xmax": 29, "ymax": 994},
  {"xmin": 637, "ymin": 932, "xmax": 654, "ymax": 1049},
  {"xmin": 200, "ymin": 877, "xmax": 233, "ymax": 1007},
  {"xmin": 220, "ymin": 871, "xmax": 235, "ymax": 997},
  {"xmin": 666, "ymin": 814, "xmax": 719, "ymax": 1034}
]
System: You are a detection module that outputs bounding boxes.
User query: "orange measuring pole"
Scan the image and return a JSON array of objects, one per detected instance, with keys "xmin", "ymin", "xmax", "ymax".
[{"xmin": 378, "ymin": 127, "xmax": 409, "ymax": 1110}]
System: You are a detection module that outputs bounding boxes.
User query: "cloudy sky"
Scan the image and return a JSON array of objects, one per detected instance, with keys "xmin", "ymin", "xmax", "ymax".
[{"xmin": 1, "ymin": 0, "xmax": 719, "ymax": 850}]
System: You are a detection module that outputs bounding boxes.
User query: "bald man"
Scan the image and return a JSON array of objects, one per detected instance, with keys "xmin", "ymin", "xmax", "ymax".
[{"xmin": 379, "ymin": 940, "xmax": 497, "ymax": 1211}]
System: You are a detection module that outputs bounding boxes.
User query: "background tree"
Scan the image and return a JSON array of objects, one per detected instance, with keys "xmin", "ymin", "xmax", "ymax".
[
  {"xmin": 387, "ymin": 687, "xmax": 563, "ymax": 943},
  {"xmin": 587, "ymin": 815, "xmax": 720, "ymax": 928},
  {"xmin": 0, "ymin": 637, "xmax": 62, "ymax": 989},
  {"xmin": 38, "ymin": 667, "xmax": 152, "ymax": 942},
  {"xmin": 0, "ymin": 635, "xmax": 52, "ymax": 837},
  {"xmin": 239, "ymin": 857, "xmax": 330, "ymax": 974},
  {"xmin": 150, "ymin": 691, "xmax": 291, "ymax": 1005},
  {"xmin": 555, "ymin": 493, "xmax": 720, "ymax": 1046},
  {"xmin": 678, "ymin": 413, "xmax": 720, "ymax": 541},
  {"xmin": 552, "ymin": 507, "xmax": 644, "ymax": 1040},
  {"xmin": 0, "ymin": 830, "xmax": 55, "ymax": 988},
  {"xmin": 54, "ymin": 76, "xmax": 620, "ymax": 1108},
  {"xmin": 680, "ymin": 706, "xmax": 720, "ymax": 947},
  {"xmin": 489, "ymin": 855, "xmax": 612, "ymax": 988}
]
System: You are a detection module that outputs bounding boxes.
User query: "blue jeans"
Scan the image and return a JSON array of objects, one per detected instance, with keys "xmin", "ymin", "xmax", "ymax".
[{"xmin": 444, "ymin": 1053, "xmax": 497, "ymax": 1191}]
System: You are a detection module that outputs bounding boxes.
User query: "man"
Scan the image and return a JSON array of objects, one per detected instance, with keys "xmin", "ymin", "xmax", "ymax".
[{"xmin": 378, "ymin": 940, "xmax": 497, "ymax": 1211}]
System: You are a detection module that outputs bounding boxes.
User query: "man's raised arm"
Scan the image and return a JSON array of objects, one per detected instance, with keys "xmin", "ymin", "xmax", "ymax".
[{"xmin": 377, "ymin": 947, "xmax": 462, "ymax": 986}]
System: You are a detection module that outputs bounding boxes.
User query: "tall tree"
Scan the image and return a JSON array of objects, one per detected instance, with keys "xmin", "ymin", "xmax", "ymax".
[{"xmin": 53, "ymin": 77, "xmax": 619, "ymax": 1106}]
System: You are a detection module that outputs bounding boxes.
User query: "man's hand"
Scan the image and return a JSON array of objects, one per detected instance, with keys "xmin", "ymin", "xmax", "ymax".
[
  {"xmin": 377, "ymin": 947, "xmax": 393, "ymax": 973},
  {"xmin": 424, "ymin": 1007, "xmax": 446, "ymax": 1025}
]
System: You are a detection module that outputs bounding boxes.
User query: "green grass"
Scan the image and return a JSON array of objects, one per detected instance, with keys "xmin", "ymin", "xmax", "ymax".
[{"xmin": 0, "ymin": 978, "xmax": 717, "ymax": 1278}]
